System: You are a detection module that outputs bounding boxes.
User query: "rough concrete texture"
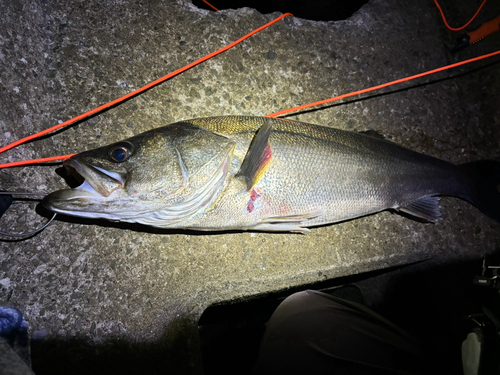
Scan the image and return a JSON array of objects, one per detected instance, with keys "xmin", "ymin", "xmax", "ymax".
[{"xmin": 0, "ymin": 0, "xmax": 499, "ymax": 372}]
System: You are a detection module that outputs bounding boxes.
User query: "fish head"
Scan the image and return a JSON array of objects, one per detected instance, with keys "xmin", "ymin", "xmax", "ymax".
[{"xmin": 43, "ymin": 122, "xmax": 236, "ymax": 226}]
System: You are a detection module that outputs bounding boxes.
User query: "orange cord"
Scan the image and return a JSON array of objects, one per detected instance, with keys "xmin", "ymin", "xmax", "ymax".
[
  {"xmin": 0, "ymin": 13, "xmax": 293, "ymax": 169},
  {"xmin": 2, "ymin": 48, "xmax": 499, "ymax": 168},
  {"xmin": 0, "ymin": 154, "xmax": 77, "ymax": 169},
  {"xmin": 202, "ymin": 0, "xmax": 219, "ymax": 12},
  {"xmin": 434, "ymin": 0, "xmax": 488, "ymax": 31},
  {"xmin": 1, "ymin": 6, "xmax": 498, "ymax": 168},
  {"xmin": 266, "ymin": 49, "xmax": 500, "ymax": 118}
]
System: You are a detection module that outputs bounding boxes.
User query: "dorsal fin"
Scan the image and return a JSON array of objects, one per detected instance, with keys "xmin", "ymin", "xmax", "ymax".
[{"xmin": 236, "ymin": 119, "xmax": 273, "ymax": 191}]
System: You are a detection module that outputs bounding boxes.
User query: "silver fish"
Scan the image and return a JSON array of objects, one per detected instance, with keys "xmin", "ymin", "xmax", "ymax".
[{"xmin": 43, "ymin": 116, "xmax": 500, "ymax": 232}]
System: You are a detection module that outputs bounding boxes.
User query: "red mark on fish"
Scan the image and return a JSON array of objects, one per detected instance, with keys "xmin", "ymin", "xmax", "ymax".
[
  {"xmin": 246, "ymin": 188, "xmax": 262, "ymax": 213},
  {"xmin": 263, "ymin": 143, "xmax": 272, "ymax": 164}
]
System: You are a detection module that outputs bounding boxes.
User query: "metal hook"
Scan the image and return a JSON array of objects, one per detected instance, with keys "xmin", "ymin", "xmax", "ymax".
[{"xmin": 0, "ymin": 191, "xmax": 57, "ymax": 238}]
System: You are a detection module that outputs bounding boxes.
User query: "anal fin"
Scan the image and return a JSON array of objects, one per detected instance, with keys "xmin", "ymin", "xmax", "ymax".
[{"xmin": 395, "ymin": 196, "xmax": 442, "ymax": 222}]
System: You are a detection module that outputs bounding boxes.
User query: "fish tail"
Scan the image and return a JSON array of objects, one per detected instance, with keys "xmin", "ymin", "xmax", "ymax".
[{"xmin": 459, "ymin": 160, "xmax": 500, "ymax": 222}]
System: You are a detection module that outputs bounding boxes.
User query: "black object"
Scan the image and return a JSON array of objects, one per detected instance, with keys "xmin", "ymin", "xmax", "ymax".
[
  {"xmin": 192, "ymin": 0, "xmax": 369, "ymax": 22},
  {"xmin": 462, "ymin": 254, "xmax": 500, "ymax": 374},
  {"xmin": 452, "ymin": 34, "xmax": 471, "ymax": 53},
  {"xmin": 473, "ymin": 256, "xmax": 500, "ymax": 289},
  {"xmin": 0, "ymin": 194, "xmax": 13, "ymax": 219}
]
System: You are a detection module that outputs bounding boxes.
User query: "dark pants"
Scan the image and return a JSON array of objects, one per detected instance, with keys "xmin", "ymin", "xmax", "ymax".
[{"xmin": 252, "ymin": 290, "xmax": 427, "ymax": 374}]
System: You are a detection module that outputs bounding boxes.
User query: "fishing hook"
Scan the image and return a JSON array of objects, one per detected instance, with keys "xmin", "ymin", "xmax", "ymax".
[{"xmin": 0, "ymin": 192, "xmax": 57, "ymax": 238}]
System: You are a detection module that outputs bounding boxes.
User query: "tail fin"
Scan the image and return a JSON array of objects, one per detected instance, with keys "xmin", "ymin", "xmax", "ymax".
[{"xmin": 459, "ymin": 160, "xmax": 500, "ymax": 222}]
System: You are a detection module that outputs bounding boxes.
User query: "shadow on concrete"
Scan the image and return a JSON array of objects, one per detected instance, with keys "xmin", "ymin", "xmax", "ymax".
[
  {"xmin": 199, "ymin": 255, "xmax": 500, "ymax": 375},
  {"xmin": 31, "ymin": 315, "xmax": 202, "ymax": 375},
  {"xmin": 26, "ymin": 252, "xmax": 500, "ymax": 375},
  {"xmin": 192, "ymin": 0, "xmax": 369, "ymax": 22}
]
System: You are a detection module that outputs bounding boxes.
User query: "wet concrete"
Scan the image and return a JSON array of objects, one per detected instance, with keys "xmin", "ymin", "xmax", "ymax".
[{"xmin": 1, "ymin": 0, "xmax": 499, "ymax": 373}]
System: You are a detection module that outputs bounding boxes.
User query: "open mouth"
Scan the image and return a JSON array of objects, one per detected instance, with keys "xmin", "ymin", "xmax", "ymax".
[
  {"xmin": 42, "ymin": 159, "xmax": 127, "ymax": 214},
  {"xmin": 63, "ymin": 159, "xmax": 125, "ymax": 198}
]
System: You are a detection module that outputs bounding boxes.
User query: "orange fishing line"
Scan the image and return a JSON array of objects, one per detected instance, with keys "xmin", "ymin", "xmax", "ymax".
[
  {"xmin": 0, "ymin": 154, "xmax": 77, "ymax": 169},
  {"xmin": 2, "ymin": 11, "xmax": 498, "ymax": 168},
  {"xmin": 0, "ymin": 13, "xmax": 293, "ymax": 169},
  {"xmin": 433, "ymin": 0, "xmax": 487, "ymax": 31},
  {"xmin": 202, "ymin": 0, "xmax": 219, "ymax": 12},
  {"xmin": 265, "ymin": 49, "xmax": 500, "ymax": 118}
]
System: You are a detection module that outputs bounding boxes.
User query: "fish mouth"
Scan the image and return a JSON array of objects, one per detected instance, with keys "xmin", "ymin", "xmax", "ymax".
[
  {"xmin": 43, "ymin": 159, "xmax": 126, "ymax": 213},
  {"xmin": 64, "ymin": 159, "xmax": 126, "ymax": 198}
]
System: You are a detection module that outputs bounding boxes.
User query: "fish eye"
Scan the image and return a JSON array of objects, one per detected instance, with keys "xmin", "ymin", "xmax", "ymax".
[{"xmin": 108, "ymin": 143, "xmax": 133, "ymax": 162}]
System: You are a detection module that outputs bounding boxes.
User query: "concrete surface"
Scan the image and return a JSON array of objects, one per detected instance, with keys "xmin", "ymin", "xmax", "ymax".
[{"xmin": 0, "ymin": 0, "xmax": 499, "ymax": 373}]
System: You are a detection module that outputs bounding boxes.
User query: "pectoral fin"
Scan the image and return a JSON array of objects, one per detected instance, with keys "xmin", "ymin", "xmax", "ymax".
[
  {"xmin": 236, "ymin": 119, "xmax": 273, "ymax": 191},
  {"xmin": 395, "ymin": 196, "xmax": 442, "ymax": 222}
]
